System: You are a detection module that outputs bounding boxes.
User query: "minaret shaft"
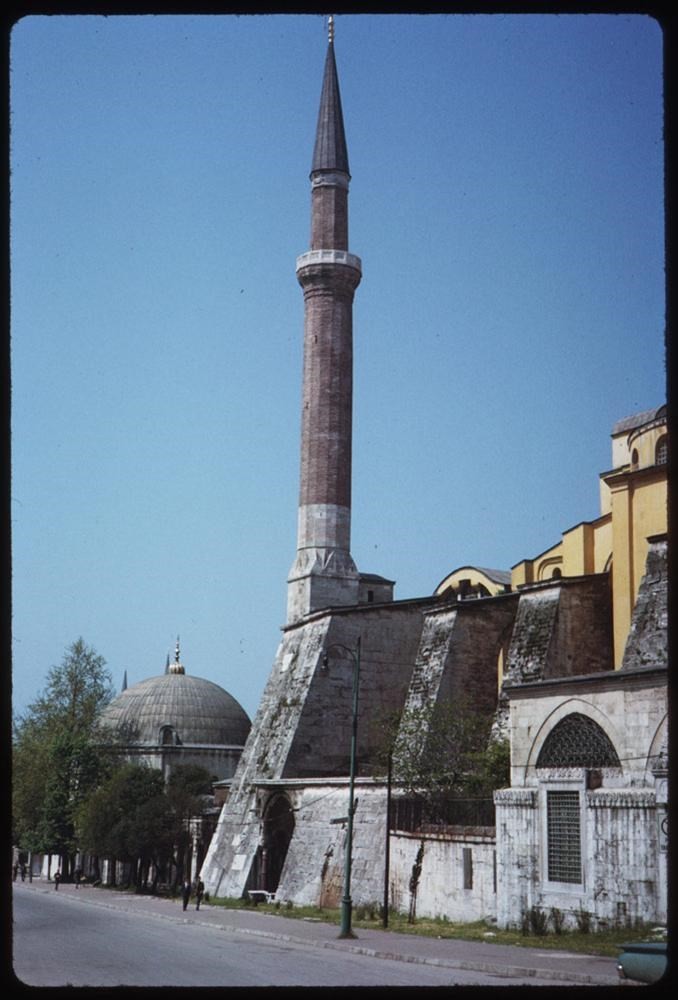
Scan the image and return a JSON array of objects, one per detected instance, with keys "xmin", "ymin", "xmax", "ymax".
[
  {"xmin": 311, "ymin": 185, "xmax": 349, "ymax": 249},
  {"xmin": 287, "ymin": 33, "xmax": 361, "ymax": 623}
]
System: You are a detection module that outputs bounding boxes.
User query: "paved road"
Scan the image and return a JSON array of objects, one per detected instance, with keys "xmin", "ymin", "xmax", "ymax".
[
  {"xmin": 12, "ymin": 881, "xmax": 620, "ymax": 987},
  {"xmin": 10, "ymin": 887, "xmax": 520, "ymax": 987}
]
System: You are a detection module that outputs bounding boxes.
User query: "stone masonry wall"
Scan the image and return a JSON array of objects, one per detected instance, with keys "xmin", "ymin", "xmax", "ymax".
[
  {"xmin": 499, "ymin": 672, "xmax": 666, "ymax": 928},
  {"xmin": 435, "ymin": 596, "xmax": 518, "ymax": 712},
  {"xmin": 621, "ymin": 535, "xmax": 667, "ymax": 670},
  {"xmin": 505, "ymin": 576, "xmax": 612, "ymax": 683},
  {"xmin": 398, "ymin": 596, "xmax": 517, "ymax": 766},
  {"xmin": 546, "ymin": 575, "xmax": 613, "ymax": 678},
  {"xmin": 586, "ymin": 790, "xmax": 659, "ymax": 927},
  {"xmin": 494, "ymin": 788, "xmax": 539, "ymax": 928},
  {"xmin": 201, "ymin": 600, "xmax": 433, "ymax": 897},
  {"xmin": 201, "ymin": 619, "xmax": 331, "ymax": 898},
  {"xmin": 284, "ymin": 601, "xmax": 435, "ymax": 778},
  {"xmin": 276, "ymin": 781, "xmax": 388, "ymax": 907},
  {"xmin": 388, "ymin": 830, "xmax": 497, "ymax": 923},
  {"xmin": 273, "ymin": 781, "xmax": 498, "ymax": 923}
]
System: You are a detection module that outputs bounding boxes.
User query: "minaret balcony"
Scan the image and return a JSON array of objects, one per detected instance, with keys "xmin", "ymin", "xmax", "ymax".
[{"xmin": 296, "ymin": 249, "xmax": 362, "ymax": 275}]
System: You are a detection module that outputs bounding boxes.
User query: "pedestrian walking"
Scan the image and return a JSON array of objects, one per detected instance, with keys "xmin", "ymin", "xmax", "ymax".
[
  {"xmin": 181, "ymin": 879, "xmax": 191, "ymax": 911},
  {"xmin": 54, "ymin": 870, "xmax": 61, "ymax": 890},
  {"xmin": 20, "ymin": 863, "xmax": 26, "ymax": 882},
  {"xmin": 195, "ymin": 878, "xmax": 204, "ymax": 911},
  {"xmin": 74, "ymin": 866, "xmax": 82, "ymax": 888}
]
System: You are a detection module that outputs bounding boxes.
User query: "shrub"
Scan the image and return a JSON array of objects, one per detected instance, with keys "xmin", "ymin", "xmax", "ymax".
[{"xmin": 522, "ymin": 907, "xmax": 548, "ymax": 936}]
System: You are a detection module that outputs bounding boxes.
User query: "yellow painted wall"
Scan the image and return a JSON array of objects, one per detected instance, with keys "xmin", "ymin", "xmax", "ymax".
[{"xmin": 510, "ymin": 409, "xmax": 666, "ymax": 669}]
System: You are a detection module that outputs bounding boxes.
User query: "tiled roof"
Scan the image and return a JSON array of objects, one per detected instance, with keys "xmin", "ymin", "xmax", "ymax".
[{"xmin": 612, "ymin": 405, "xmax": 665, "ymax": 435}]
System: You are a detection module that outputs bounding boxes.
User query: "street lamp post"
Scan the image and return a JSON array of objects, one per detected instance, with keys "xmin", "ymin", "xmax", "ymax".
[
  {"xmin": 323, "ymin": 636, "xmax": 361, "ymax": 939},
  {"xmin": 383, "ymin": 747, "xmax": 392, "ymax": 928}
]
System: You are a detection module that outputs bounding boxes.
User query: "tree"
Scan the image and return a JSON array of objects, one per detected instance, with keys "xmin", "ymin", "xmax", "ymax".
[
  {"xmin": 76, "ymin": 763, "xmax": 174, "ymax": 890},
  {"xmin": 381, "ymin": 698, "xmax": 510, "ymax": 824},
  {"xmin": 165, "ymin": 764, "xmax": 216, "ymax": 886},
  {"xmin": 76, "ymin": 762, "xmax": 215, "ymax": 892},
  {"xmin": 12, "ymin": 638, "xmax": 116, "ymax": 874}
]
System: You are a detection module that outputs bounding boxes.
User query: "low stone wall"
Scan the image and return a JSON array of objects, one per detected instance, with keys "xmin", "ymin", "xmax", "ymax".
[{"xmin": 388, "ymin": 828, "xmax": 497, "ymax": 923}]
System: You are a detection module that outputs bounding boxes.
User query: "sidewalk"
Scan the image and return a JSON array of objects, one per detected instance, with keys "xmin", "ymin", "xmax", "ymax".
[{"xmin": 16, "ymin": 879, "xmax": 621, "ymax": 986}]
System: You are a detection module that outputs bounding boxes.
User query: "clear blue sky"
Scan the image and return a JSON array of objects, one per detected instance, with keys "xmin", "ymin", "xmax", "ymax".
[{"xmin": 10, "ymin": 13, "xmax": 665, "ymax": 722}]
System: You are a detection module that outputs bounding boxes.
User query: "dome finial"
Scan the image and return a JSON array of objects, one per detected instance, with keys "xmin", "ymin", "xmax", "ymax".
[
  {"xmin": 169, "ymin": 635, "xmax": 185, "ymax": 675},
  {"xmin": 328, "ymin": 15, "xmax": 334, "ymax": 45}
]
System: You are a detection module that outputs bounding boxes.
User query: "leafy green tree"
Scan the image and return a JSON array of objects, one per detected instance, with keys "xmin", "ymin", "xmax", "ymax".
[
  {"xmin": 12, "ymin": 638, "xmax": 116, "ymax": 873},
  {"xmin": 381, "ymin": 698, "xmax": 510, "ymax": 823},
  {"xmin": 77, "ymin": 762, "xmax": 213, "ymax": 892},
  {"xmin": 77, "ymin": 763, "xmax": 173, "ymax": 889},
  {"xmin": 166, "ymin": 764, "xmax": 216, "ymax": 885}
]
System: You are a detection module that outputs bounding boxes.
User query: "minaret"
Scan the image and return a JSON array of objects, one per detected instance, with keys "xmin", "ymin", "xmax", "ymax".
[{"xmin": 287, "ymin": 17, "xmax": 362, "ymax": 623}]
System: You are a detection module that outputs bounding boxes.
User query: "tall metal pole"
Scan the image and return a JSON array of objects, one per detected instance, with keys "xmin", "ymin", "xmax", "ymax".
[
  {"xmin": 383, "ymin": 748, "xmax": 392, "ymax": 928},
  {"xmin": 338, "ymin": 636, "xmax": 360, "ymax": 938}
]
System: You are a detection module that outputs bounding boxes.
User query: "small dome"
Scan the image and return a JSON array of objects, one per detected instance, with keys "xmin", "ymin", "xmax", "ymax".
[{"xmin": 100, "ymin": 672, "xmax": 251, "ymax": 747}]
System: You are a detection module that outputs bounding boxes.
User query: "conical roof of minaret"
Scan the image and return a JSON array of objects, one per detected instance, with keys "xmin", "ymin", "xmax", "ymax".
[{"xmin": 311, "ymin": 31, "xmax": 350, "ymax": 177}]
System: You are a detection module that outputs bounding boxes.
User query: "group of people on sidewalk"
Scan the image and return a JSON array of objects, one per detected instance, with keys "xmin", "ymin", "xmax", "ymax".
[
  {"xmin": 52, "ymin": 866, "xmax": 83, "ymax": 889},
  {"xmin": 36, "ymin": 868, "xmax": 205, "ymax": 907},
  {"xmin": 182, "ymin": 877, "xmax": 205, "ymax": 911},
  {"xmin": 47, "ymin": 870, "xmax": 204, "ymax": 908},
  {"xmin": 12, "ymin": 862, "xmax": 32, "ymax": 883}
]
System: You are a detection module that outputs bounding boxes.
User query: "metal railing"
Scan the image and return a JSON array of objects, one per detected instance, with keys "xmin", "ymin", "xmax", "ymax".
[{"xmin": 390, "ymin": 796, "xmax": 495, "ymax": 832}]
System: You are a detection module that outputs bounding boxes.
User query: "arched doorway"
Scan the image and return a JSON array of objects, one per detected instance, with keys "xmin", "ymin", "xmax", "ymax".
[{"xmin": 260, "ymin": 793, "xmax": 295, "ymax": 895}]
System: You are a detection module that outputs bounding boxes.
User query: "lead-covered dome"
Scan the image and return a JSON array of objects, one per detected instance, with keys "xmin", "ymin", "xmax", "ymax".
[{"xmin": 100, "ymin": 644, "xmax": 251, "ymax": 748}]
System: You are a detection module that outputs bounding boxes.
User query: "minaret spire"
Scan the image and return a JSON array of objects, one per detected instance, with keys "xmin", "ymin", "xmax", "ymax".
[{"xmin": 287, "ymin": 23, "xmax": 362, "ymax": 623}]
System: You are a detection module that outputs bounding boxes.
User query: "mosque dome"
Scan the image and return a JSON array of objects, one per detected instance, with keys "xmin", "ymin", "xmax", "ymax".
[{"xmin": 100, "ymin": 642, "xmax": 251, "ymax": 748}]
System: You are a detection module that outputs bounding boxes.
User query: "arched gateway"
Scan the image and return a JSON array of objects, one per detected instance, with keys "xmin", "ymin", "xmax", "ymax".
[{"xmin": 249, "ymin": 794, "xmax": 295, "ymax": 896}]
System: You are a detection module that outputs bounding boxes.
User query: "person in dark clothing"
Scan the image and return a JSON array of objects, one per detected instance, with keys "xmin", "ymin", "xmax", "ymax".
[
  {"xmin": 74, "ymin": 867, "xmax": 82, "ymax": 888},
  {"xmin": 181, "ymin": 879, "xmax": 191, "ymax": 911},
  {"xmin": 54, "ymin": 870, "xmax": 61, "ymax": 890},
  {"xmin": 195, "ymin": 879, "xmax": 204, "ymax": 911}
]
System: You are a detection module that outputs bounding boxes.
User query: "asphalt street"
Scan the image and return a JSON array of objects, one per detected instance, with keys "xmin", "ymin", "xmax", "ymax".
[{"xmin": 11, "ymin": 880, "xmax": 622, "ymax": 988}]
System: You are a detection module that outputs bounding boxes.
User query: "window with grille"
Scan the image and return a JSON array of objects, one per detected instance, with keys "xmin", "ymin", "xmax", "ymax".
[
  {"xmin": 546, "ymin": 790, "xmax": 581, "ymax": 883},
  {"xmin": 656, "ymin": 436, "xmax": 667, "ymax": 465},
  {"xmin": 537, "ymin": 713, "xmax": 620, "ymax": 769}
]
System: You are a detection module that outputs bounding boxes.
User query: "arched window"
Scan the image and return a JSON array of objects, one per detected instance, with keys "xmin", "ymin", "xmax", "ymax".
[
  {"xmin": 538, "ymin": 714, "xmax": 620, "ymax": 886},
  {"xmin": 655, "ymin": 436, "xmax": 667, "ymax": 465},
  {"xmin": 631, "ymin": 448, "xmax": 639, "ymax": 469},
  {"xmin": 537, "ymin": 713, "xmax": 620, "ymax": 769},
  {"xmin": 551, "ymin": 567, "xmax": 562, "ymax": 580},
  {"xmin": 161, "ymin": 725, "xmax": 176, "ymax": 746}
]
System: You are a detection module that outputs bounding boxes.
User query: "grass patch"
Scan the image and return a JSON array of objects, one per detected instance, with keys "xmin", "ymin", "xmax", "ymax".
[{"xmin": 207, "ymin": 897, "xmax": 665, "ymax": 958}]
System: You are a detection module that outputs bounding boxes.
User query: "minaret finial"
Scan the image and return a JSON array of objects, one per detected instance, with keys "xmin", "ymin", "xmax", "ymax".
[
  {"xmin": 175, "ymin": 635, "xmax": 180, "ymax": 663},
  {"xmin": 328, "ymin": 15, "xmax": 334, "ymax": 45}
]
